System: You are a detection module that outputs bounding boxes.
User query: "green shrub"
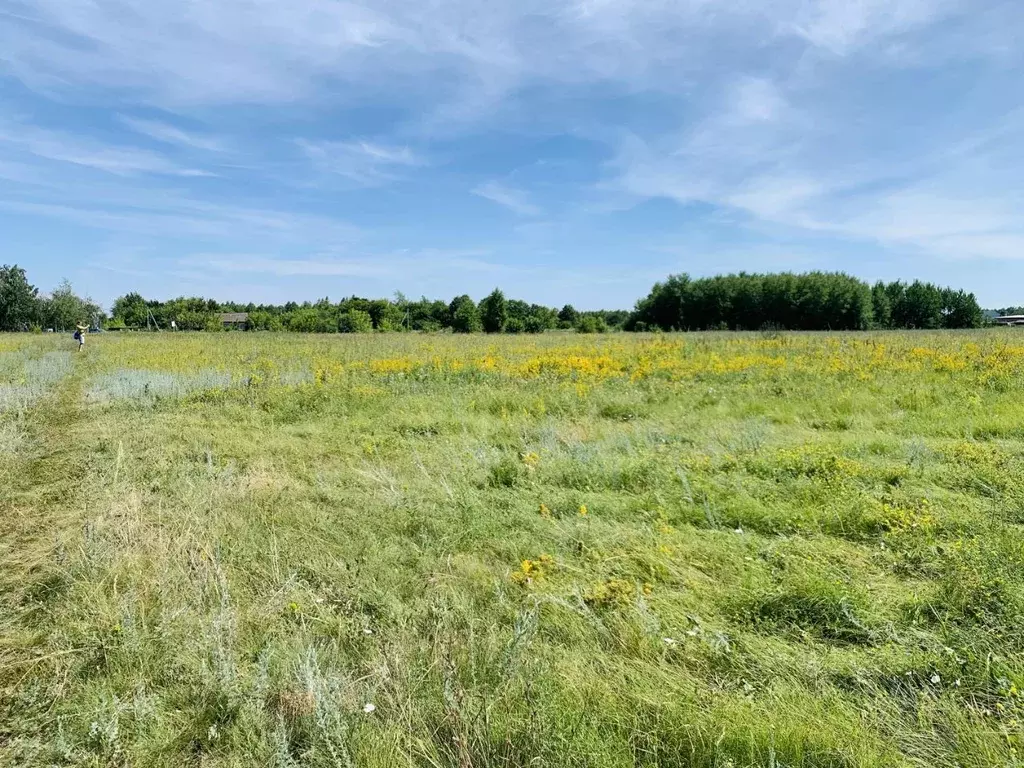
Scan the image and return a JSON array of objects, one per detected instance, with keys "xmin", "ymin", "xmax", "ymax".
[
  {"xmin": 575, "ymin": 315, "xmax": 607, "ymax": 334},
  {"xmin": 449, "ymin": 295, "xmax": 482, "ymax": 333},
  {"xmin": 338, "ymin": 309, "xmax": 373, "ymax": 333}
]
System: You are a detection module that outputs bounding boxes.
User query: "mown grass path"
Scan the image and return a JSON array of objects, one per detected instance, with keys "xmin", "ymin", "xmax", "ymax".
[{"xmin": 0, "ymin": 356, "xmax": 90, "ymax": 760}]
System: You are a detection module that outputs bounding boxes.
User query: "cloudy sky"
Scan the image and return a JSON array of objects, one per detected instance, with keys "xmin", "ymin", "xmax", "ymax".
[{"xmin": 1, "ymin": 0, "xmax": 1021, "ymax": 309}]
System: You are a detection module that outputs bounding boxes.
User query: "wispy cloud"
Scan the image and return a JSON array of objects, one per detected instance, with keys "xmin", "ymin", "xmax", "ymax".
[
  {"xmin": 789, "ymin": 0, "xmax": 959, "ymax": 54},
  {"xmin": 182, "ymin": 249, "xmax": 650, "ymax": 293},
  {"xmin": 0, "ymin": 192, "xmax": 360, "ymax": 244},
  {"xmin": 729, "ymin": 77, "xmax": 788, "ymax": 124},
  {"xmin": 0, "ymin": 121, "xmax": 212, "ymax": 177},
  {"xmin": 197, "ymin": 255, "xmax": 395, "ymax": 278},
  {"xmin": 297, "ymin": 139, "xmax": 423, "ymax": 186},
  {"xmin": 0, "ymin": 0, "xmax": 398, "ymax": 104},
  {"xmin": 3, "ymin": 0, "xmax": 1024, "ymax": 310},
  {"xmin": 155, "ymin": 254, "xmax": 660, "ymax": 310},
  {"xmin": 0, "ymin": 0, "xmax": 973, "ymax": 112},
  {"xmin": 815, "ymin": 189, "xmax": 1024, "ymax": 261},
  {"xmin": 119, "ymin": 116, "xmax": 225, "ymax": 152},
  {"xmin": 472, "ymin": 181, "xmax": 541, "ymax": 216},
  {"xmin": 183, "ymin": 249, "xmax": 503, "ymax": 280},
  {"xmin": 606, "ymin": 56, "xmax": 1024, "ymax": 266}
]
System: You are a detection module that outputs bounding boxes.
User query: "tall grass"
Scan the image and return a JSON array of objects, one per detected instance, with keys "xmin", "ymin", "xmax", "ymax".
[
  {"xmin": 0, "ymin": 349, "xmax": 73, "ymax": 412},
  {"xmin": 0, "ymin": 342, "xmax": 73, "ymax": 457},
  {"xmin": 2, "ymin": 330, "xmax": 1024, "ymax": 766}
]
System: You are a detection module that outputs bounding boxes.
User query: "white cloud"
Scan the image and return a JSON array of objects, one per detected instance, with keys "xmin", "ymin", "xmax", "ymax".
[
  {"xmin": 3, "ymin": 0, "xmax": 1022, "ymax": 309},
  {"xmin": 178, "ymin": 249, "xmax": 654, "ymax": 303},
  {"xmin": 472, "ymin": 182, "xmax": 541, "ymax": 216},
  {"xmin": 0, "ymin": 192, "xmax": 360, "ymax": 244},
  {"xmin": 790, "ymin": 0, "xmax": 956, "ymax": 54},
  {"xmin": 0, "ymin": 122, "xmax": 212, "ymax": 177},
  {"xmin": 0, "ymin": 0, "xmax": 970, "ymax": 113},
  {"xmin": 297, "ymin": 139, "xmax": 423, "ymax": 186},
  {"xmin": 610, "ymin": 75, "xmax": 805, "ymax": 215},
  {"xmin": 1, "ymin": 0, "xmax": 399, "ymax": 104},
  {"xmin": 730, "ymin": 77, "xmax": 787, "ymax": 124},
  {"xmin": 925, "ymin": 234, "xmax": 1024, "ymax": 261},
  {"xmin": 615, "ymin": 117, "xmax": 1024, "ymax": 261},
  {"xmin": 198, "ymin": 255, "xmax": 394, "ymax": 278},
  {"xmin": 120, "ymin": 117, "xmax": 225, "ymax": 152},
  {"xmin": 603, "ymin": 18, "xmax": 1024, "ymax": 267},
  {"xmin": 838, "ymin": 191, "xmax": 1016, "ymax": 242},
  {"xmin": 725, "ymin": 177, "xmax": 825, "ymax": 223},
  {"xmin": 811, "ymin": 189, "xmax": 1024, "ymax": 260},
  {"xmin": 183, "ymin": 250, "xmax": 508, "ymax": 281}
]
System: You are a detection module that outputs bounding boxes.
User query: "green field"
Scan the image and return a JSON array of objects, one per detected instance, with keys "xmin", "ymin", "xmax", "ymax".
[{"xmin": 3, "ymin": 331, "xmax": 1024, "ymax": 767}]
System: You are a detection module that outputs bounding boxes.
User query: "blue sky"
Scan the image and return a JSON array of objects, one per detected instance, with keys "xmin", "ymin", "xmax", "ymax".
[{"xmin": 1, "ymin": 0, "xmax": 1022, "ymax": 310}]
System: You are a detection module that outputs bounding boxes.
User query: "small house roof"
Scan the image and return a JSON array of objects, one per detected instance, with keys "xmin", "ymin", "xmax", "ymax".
[{"xmin": 219, "ymin": 312, "xmax": 249, "ymax": 323}]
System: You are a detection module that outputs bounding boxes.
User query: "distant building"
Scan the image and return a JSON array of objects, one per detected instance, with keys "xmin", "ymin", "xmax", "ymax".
[
  {"xmin": 993, "ymin": 315, "xmax": 1024, "ymax": 326},
  {"xmin": 219, "ymin": 312, "xmax": 249, "ymax": 329}
]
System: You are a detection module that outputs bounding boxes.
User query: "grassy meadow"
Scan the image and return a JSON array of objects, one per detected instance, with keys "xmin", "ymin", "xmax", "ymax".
[{"xmin": 4, "ymin": 330, "xmax": 1024, "ymax": 767}]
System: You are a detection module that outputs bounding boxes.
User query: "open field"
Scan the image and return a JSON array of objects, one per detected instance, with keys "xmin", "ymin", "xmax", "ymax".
[{"xmin": 4, "ymin": 330, "xmax": 1024, "ymax": 767}]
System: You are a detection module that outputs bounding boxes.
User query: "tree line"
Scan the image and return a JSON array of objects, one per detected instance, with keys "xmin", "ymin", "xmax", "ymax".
[
  {"xmin": 628, "ymin": 272, "xmax": 985, "ymax": 331},
  {"xmin": 0, "ymin": 265, "xmax": 101, "ymax": 332},
  {"xmin": 107, "ymin": 290, "xmax": 629, "ymax": 334},
  {"xmin": 0, "ymin": 264, "xmax": 991, "ymax": 334}
]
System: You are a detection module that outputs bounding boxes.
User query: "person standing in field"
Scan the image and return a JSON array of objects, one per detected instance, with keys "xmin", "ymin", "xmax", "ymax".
[{"xmin": 74, "ymin": 324, "xmax": 88, "ymax": 352}]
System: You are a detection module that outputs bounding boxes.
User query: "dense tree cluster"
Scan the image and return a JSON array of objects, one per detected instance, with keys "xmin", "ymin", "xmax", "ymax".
[
  {"xmin": 0, "ymin": 265, "xmax": 102, "ymax": 332},
  {"xmin": 629, "ymin": 272, "xmax": 985, "ymax": 331},
  {"xmin": 0, "ymin": 264, "xmax": 991, "ymax": 335},
  {"xmin": 109, "ymin": 288, "xmax": 625, "ymax": 334},
  {"xmin": 878, "ymin": 281, "xmax": 985, "ymax": 330}
]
